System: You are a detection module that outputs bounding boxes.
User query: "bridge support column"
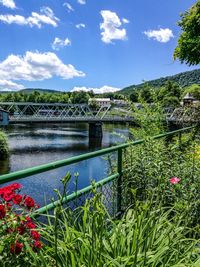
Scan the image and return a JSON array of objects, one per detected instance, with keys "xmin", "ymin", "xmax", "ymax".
[{"xmin": 89, "ymin": 122, "xmax": 103, "ymax": 139}]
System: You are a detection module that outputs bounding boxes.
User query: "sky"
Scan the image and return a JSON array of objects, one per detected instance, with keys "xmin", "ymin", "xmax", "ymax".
[{"xmin": 0, "ymin": 0, "xmax": 198, "ymax": 93}]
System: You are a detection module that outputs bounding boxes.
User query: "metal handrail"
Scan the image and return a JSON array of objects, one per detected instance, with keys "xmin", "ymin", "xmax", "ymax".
[{"xmin": 0, "ymin": 125, "xmax": 196, "ymax": 217}]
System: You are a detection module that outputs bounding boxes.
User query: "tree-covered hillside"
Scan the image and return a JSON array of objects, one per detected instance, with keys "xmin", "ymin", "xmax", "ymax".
[{"xmin": 121, "ymin": 69, "xmax": 200, "ymax": 95}]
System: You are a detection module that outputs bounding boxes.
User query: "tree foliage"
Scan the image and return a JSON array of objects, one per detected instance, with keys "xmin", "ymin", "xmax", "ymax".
[
  {"xmin": 121, "ymin": 69, "xmax": 200, "ymax": 95},
  {"xmin": 183, "ymin": 84, "xmax": 200, "ymax": 100},
  {"xmin": 174, "ymin": 0, "xmax": 200, "ymax": 65}
]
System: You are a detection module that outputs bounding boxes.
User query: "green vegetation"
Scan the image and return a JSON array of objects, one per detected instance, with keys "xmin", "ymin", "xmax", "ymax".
[
  {"xmin": 0, "ymin": 131, "xmax": 9, "ymax": 160},
  {"xmin": 123, "ymin": 80, "xmax": 200, "ymax": 111},
  {"xmin": 174, "ymin": 0, "xmax": 200, "ymax": 65},
  {"xmin": 121, "ymin": 69, "xmax": 200, "ymax": 96},
  {"xmin": 0, "ymin": 90, "xmax": 92, "ymax": 104},
  {"xmin": 1, "ymin": 126, "xmax": 199, "ymax": 266}
]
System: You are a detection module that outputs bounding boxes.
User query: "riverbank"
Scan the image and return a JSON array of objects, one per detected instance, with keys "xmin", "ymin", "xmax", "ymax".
[{"xmin": 0, "ymin": 130, "xmax": 9, "ymax": 160}]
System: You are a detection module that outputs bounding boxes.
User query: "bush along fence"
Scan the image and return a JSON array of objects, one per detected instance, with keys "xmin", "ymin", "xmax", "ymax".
[
  {"xmin": 0, "ymin": 131, "xmax": 9, "ymax": 160},
  {"xmin": 0, "ymin": 125, "xmax": 198, "ymax": 219}
]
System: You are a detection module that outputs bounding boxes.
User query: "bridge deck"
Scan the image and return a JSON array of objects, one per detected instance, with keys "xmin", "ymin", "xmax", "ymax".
[{"xmin": 9, "ymin": 116, "xmax": 134, "ymax": 123}]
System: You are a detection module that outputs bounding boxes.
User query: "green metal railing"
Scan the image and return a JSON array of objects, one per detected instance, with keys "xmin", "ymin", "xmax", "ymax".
[{"xmin": 0, "ymin": 126, "xmax": 196, "ymax": 217}]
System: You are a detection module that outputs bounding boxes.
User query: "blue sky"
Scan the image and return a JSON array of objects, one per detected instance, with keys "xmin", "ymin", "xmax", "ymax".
[{"xmin": 0, "ymin": 0, "xmax": 198, "ymax": 93}]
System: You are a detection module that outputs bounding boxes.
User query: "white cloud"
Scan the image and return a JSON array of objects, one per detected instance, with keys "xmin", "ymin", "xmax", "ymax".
[
  {"xmin": 100, "ymin": 10, "xmax": 127, "ymax": 44},
  {"xmin": 76, "ymin": 23, "xmax": 85, "ymax": 29},
  {"xmin": 71, "ymin": 85, "xmax": 120, "ymax": 94},
  {"xmin": 63, "ymin": 2, "xmax": 74, "ymax": 12},
  {"xmin": 144, "ymin": 28, "xmax": 174, "ymax": 43},
  {"xmin": 52, "ymin": 37, "xmax": 71, "ymax": 50},
  {"xmin": 77, "ymin": 0, "xmax": 86, "ymax": 4},
  {"xmin": 0, "ymin": 51, "xmax": 85, "ymax": 82},
  {"xmin": 0, "ymin": 6, "xmax": 59, "ymax": 28},
  {"xmin": 0, "ymin": 79, "xmax": 25, "ymax": 91},
  {"xmin": 0, "ymin": 0, "xmax": 16, "ymax": 9},
  {"xmin": 122, "ymin": 18, "xmax": 129, "ymax": 24}
]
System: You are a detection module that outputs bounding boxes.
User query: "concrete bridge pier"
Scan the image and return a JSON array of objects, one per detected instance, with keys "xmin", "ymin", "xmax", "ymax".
[{"xmin": 89, "ymin": 122, "xmax": 103, "ymax": 139}]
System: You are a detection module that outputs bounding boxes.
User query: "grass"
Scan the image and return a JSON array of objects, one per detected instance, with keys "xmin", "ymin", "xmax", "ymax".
[{"xmin": 0, "ymin": 97, "xmax": 199, "ymax": 266}]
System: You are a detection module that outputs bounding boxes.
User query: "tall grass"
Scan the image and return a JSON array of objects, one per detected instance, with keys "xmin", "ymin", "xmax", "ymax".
[
  {"xmin": 26, "ymin": 189, "xmax": 199, "ymax": 267},
  {"xmin": 1, "ymin": 95, "xmax": 199, "ymax": 266}
]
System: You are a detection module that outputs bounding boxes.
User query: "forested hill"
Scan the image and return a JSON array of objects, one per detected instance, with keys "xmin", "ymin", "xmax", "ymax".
[{"xmin": 121, "ymin": 69, "xmax": 200, "ymax": 95}]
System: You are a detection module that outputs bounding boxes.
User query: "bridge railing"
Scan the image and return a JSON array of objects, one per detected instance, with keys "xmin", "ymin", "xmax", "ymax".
[{"xmin": 0, "ymin": 126, "xmax": 197, "ymax": 218}]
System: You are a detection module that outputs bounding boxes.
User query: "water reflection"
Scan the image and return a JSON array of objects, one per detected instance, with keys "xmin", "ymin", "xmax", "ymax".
[{"xmin": 0, "ymin": 123, "xmax": 129, "ymax": 206}]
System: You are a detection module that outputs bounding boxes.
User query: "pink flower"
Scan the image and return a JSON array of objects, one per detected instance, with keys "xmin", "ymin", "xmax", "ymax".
[{"xmin": 170, "ymin": 177, "xmax": 181, "ymax": 185}]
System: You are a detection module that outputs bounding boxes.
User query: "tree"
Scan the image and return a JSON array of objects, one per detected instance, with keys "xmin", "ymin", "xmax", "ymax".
[
  {"xmin": 174, "ymin": 0, "xmax": 200, "ymax": 65},
  {"xmin": 130, "ymin": 91, "xmax": 138, "ymax": 102},
  {"xmin": 183, "ymin": 84, "xmax": 200, "ymax": 100}
]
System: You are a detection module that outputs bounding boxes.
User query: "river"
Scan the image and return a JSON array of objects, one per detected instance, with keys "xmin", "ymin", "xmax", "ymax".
[{"xmin": 0, "ymin": 123, "xmax": 130, "ymax": 207}]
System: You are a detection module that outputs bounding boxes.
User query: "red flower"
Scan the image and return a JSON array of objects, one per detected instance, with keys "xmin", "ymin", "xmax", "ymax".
[
  {"xmin": 32, "ymin": 241, "xmax": 42, "ymax": 252},
  {"xmin": 26, "ymin": 221, "xmax": 36, "ymax": 229},
  {"xmin": 18, "ymin": 225, "xmax": 26, "ymax": 235},
  {"xmin": 6, "ymin": 227, "xmax": 13, "ymax": 234},
  {"xmin": 10, "ymin": 183, "xmax": 22, "ymax": 190},
  {"xmin": 24, "ymin": 196, "xmax": 35, "ymax": 209},
  {"xmin": 0, "ymin": 204, "xmax": 6, "ymax": 219},
  {"xmin": 170, "ymin": 177, "xmax": 181, "ymax": 185},
  {"xmin": 31, "ymin": 230, "xmax": 40, "ymax": 240},
  {"xmin": 10, "ymin": 241, "xmax": 23, "ymax": 255},
  {"xmin": 13, "ymin": 194, "xmax": 23, "ymax": 205}
]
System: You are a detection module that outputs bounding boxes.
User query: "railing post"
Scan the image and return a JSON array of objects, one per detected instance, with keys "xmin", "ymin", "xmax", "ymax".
[{"xmin": 117, "ymin": 148, "xmax": 123, "ymax": 216}]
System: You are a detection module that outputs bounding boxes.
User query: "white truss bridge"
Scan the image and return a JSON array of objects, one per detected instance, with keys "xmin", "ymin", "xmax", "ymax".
[{"xmin": 0, "ymin": 102, "xmax": 133, "ymax": 123}]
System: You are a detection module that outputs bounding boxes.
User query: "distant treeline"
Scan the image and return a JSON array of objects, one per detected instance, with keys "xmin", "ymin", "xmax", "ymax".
[{"xmin": 0, "ymin": 90, "xmax": 125, "ymax": 104}]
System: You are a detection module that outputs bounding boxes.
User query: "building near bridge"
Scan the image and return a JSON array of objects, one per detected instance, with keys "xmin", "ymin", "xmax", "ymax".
[
  {"xmin": 0, "ymin": 109, "xmax": 9, "ymax": 126},
  {"xmin": 88, "ymin": 98, "xmax": 111, "ymax": 106},
  {"xmin": 181, "ymin": 93, "xmax": 199, "ymax": 107}
]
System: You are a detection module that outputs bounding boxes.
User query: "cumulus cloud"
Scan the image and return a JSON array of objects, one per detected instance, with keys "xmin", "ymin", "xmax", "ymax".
[
  {"xmin": 0, "ymin": 79, "xmax": 25, "ymax": 91},
  {"xmin": 77, "ymin": 0, "xmax": 86, "ymax": 4},
  {"xmin": 0, "ymin": 6, "xmax": 59, "ymax": 28},
  {"xmin": 0, "ymin": 51, "xmax": 85, "ymax": 82},
  {"xmin": 100, "ymin": 10, "xmax": 127, "ymax": 44},
  {"xmin": 52, "ymin": 37, "xmax": 71, "ymax": 50},
  {"xmin": 76, "ymin": 23, "xmax": 85, "ymax": 29},
  {"xmin": 71, "ymin": 85, "xmax": 120, "ymax": 94},
  {"xmin": 63, "ymin": 2, "xmax": 74, "ymax": 12},
  {"xmin": 0, "ymin": 0, "xmax": 16, "ymax": 9},
  {"xmin": 144, "ymin": 28, "xmax": 174, "ymax": 43}
]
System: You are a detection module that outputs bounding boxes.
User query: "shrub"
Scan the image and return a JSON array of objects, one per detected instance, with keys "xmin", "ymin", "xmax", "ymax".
[
  {"xmin": 0, "ymin": 183, "xmax": 42, "ymax": 266},
  {"xmin": 0, "ymin": 131, "xmax": 9, "ymax": 160}
]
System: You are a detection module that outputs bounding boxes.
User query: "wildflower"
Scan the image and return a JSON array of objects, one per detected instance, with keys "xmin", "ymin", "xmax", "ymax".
[
  {"xmin": 0, "ymin": 204, "xmax": 6, "ymax": 219},
  {"xmin": 24, "ymin": 196, "xmax": 35, "ymax": 209},
  {"xmin": 10, "ymin": 241, "xmax": 23, "ymax": 255},
  {"xmin": 26, "ymin": 220, "xmax": 36, "ymax": 229},
  {"xmin": 10, "ymin": 183, "xmax": 22, "ymax": 190},
  {"xmin": 17, "ymin": 225, "xmax": 26, "ymax": 235},
  {"xmin": 13, "ymin": 194, "xmax": 23, "ymax": 205},
  {"xmin": 170, "ymin": 177, "xmax": 181, "ymax": 184},
  {"xmin": 31, "ymin": 230, "xmax": 40, "ymax": 240},
  {"xmin": 32, "ymin": 241, "xmax": 42, "ymax": 252}
]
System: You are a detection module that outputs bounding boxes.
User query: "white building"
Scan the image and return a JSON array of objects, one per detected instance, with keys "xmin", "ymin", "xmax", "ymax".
[{"xmin": 88, "ymin": 98, "xmax": 111, "ymax": 106}]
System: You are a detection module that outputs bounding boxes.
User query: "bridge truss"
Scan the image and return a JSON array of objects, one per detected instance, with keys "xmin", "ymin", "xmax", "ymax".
[{"xmin": 0, "ymin": 102, "xmax": 111, "ymax": 122}]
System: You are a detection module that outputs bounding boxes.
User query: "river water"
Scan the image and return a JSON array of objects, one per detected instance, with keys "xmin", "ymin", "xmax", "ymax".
[{"xmin": 0, "ymin": 123, "xmax": 129, "ymax": 207}]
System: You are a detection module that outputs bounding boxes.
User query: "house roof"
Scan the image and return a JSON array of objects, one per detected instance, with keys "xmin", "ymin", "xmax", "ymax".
[{"xmin": 183, "ymin": 93, "xmax": 195, "ymax": 100}]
